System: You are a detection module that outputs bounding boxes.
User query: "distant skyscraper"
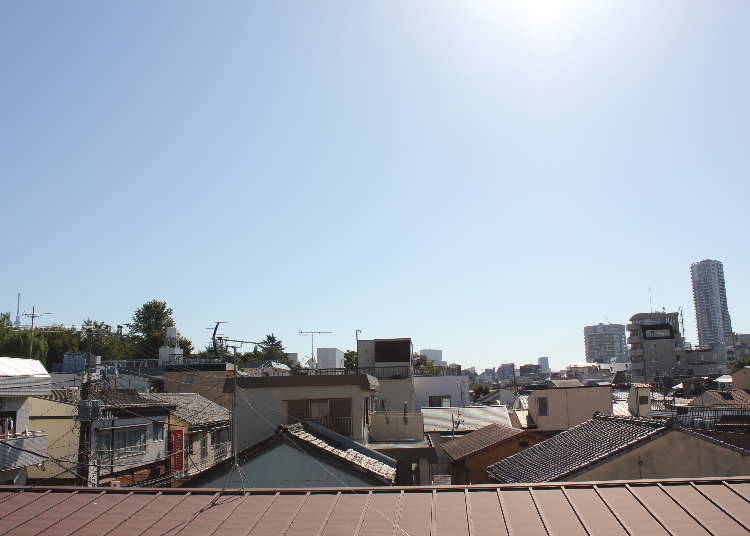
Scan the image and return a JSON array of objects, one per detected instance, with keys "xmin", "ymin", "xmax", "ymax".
[
  {"xmin": 584, "ymin": 323, "xmax": 626, "ymax": 363},
  {"xmin": 691, "ymin": 259, "xmax": 732, "ymax": 346},
  {"xmin": 537, "ymin": 356, "xmax": 550, "ymax": 373}
]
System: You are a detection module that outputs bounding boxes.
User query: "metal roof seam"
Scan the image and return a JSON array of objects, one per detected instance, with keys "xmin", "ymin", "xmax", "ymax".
[
  {"xmin": 495, "ymin": 488, "xmax": 512, "ymax": 536},
  {"xmin": 720, "ymin": 481, "xmax": 750, "ymax": 504},
  {"xmin": 353, "ymin": 491, "xmax": 373, "ymax": 536},
  {"xmin": 655, "ymin": 484, "xmax": 718, "ymax": 536},
  {"xmin": 28, "ymin": 490, "xmax": 106, "ymax": 536},
  {"xmin": 0, "ymin": 489, "xmax": 51, "ymax": 520},
  {"xmin": 279, "ymin": 492, "xmax": 310, "ymax": 536},
  {"xmin": 131, "ymin": 491, "xmax": 193, "ymax": 536},
  {"xmin": 314, "ymin": 492, "xmax": 341, "ymax": 536},
  {"xmin": 429, "ymin": 490, "xmax": 437, "ymax": 536},
  {"xmin": 205, "ymin": 492, "xmax": 250, "ymax": 536},
  {"xmin": 69, "ymin": 491, "xmax": 134, "ymax": 536},
  {"xmin": 241, "ymin": 492, "xmax": 280, "ymax": 536},
  {"xmin": 592, "ymin": 485, "xmax": 633, "ymax": 536},
  {"xmin": 0, "ymin": 490, "xmax": 79, "ymax": 536},
  {"xmin": 391, "ymin": 490, "xmax": 405, "ymax": 536},
  {"xmin": 100, "ymin": 490, "xmax": 163, "ymax": 536},
  {"xmin": 559, "ymin": 486, "xmax": 592, "ymax": 536},
  {"xmin": 689, "ymin": 483, "xmax": 750, "ymax": 533},
  {"xmin": 527, "ymin": 488, "xmax": 552, "ymax": 536},
  {"xmin": 624, "ymin": 484, "xmax": 676, "ymax": 536},
  {"xmin": 463, "ymin": 488, "xmax": 474, "ymax": 536}
]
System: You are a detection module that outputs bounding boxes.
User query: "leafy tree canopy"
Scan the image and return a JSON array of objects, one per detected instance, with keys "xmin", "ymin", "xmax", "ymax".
[{"xmin": 344, "ymin": 350, "xmax": 358, "ymax": 370}]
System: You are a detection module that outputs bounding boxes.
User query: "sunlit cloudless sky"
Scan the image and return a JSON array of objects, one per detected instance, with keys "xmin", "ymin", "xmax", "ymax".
[{"xmin": 2, "ymin": 1, "xmax": 748, "ymax": 369}]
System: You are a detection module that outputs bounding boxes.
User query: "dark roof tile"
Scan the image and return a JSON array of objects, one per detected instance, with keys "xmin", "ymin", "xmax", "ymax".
[{"xmin": 487, "ymin": 415, "xmax": 667, "ymax": 483}]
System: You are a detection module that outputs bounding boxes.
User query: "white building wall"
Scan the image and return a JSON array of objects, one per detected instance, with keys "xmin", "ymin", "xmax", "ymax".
[
  {"xmin": 317, "ymin": 348, "xmax": 345, "ymax": 369},
  {"xmin": 414, "ymin": 376, "xmax": 470, "ymax": 409}
]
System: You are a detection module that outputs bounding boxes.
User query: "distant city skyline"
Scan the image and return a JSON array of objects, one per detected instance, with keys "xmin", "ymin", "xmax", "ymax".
[{"xmin": 2, "ymin": 3, "xmax": 748, "ymax": 371}]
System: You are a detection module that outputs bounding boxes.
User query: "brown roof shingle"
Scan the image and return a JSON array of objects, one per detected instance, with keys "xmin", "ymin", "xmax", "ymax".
[{"xmin": 441, "ymin": 423, "xmax": 524, "ymax": 462}]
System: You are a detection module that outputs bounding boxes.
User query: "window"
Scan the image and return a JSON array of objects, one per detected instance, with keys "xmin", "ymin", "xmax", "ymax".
[
  {"xmin": 97, "ymin": 427, "xmax": 147, "ymax": 459},
  {"xmin": 538, "ymin": 396, "xmax": 548, "ymax": 417},
  {"xmin": 182, "ymin": 374, "xmax": 195, "ymax": 384},
  {"xmin": 152, "ymin": 422, "xmax": 164, "ymax": 441},
  {"xmin": 428, "ymin": 395, "xmax": 451, "ymax": 407},
  {"xmin": 186, "ymin": 434, "xmax": 194, "ymax": 456},
  {"xmin": 200, "ymin": 432, "xmax": 208, "ymax": 459},
  {"xmin": 638, "ymin": 396, "xmax": 649, "ymax": 405}
]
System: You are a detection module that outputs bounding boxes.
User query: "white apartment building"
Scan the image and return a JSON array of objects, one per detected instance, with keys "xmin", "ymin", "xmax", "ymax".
[
  {"xmin": 691, "ymin": 259, "xmax": 733, "ymax": 345},
  {"xmin": 584, "ymin": 323, "xmax": 627, "ymax": 363}
]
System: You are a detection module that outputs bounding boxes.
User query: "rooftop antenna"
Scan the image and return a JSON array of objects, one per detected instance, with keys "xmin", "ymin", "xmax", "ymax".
[
  {"xmin": 22, "ymin": 306, "xmax": 53, "ymax": 359},
  {"xmin": 299, "ymin": 329, "xmax": 332, "ymax": 368},
  {"xmin": 14, "ymin": 293, "xmax": 21, "ymax": 328},
  {"xmin": 649, "ymin": 287, "xmax": 653, "ymax": 313},
  {"xmin": 206, "ymin": 321, "xmax": 228, "ymax": 355}
]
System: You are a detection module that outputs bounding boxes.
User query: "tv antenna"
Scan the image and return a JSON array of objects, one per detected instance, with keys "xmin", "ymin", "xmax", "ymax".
[
  {"xmin": 299, "ymin": 329, "xmax": 332, "ymax": 368},
  {"xmin": 206, "ymin": 321, "xmax": 228, "ymax": 354},
  {"xmin": 22, "ymin": 306, "xmax": 53, "ymax": 359}
]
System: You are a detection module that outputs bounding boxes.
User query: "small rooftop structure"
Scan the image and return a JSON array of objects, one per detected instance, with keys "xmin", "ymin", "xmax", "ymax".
[
  {"xmin": 422, "ymin": 406, "xmax": 512, "ymax": 433},
  {"xmin": 0, "ymin": 357, "xmax": 51, "ymax": 396},
  {"xmin": 549, "ymin": 378, "xmax": 583, "ymax": 388},
  {"xmin": 1, "ymin": 478, "xmax": 749, "ymax": 534}
]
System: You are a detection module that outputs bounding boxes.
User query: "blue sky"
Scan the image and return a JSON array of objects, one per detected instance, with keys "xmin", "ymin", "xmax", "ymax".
[{"xmin": 2, "ymin": 1, "xmax": 748, "ymax": 370}]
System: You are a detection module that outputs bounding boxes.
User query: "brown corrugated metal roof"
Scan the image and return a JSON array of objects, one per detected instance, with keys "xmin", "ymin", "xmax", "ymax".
[
  {"xmin": 0, "ymin": 478, "xmax": 748, "ymax": 535},
  {"xmin": 441, "ymin": 423, "xmax": 524, "ymax": 462}
]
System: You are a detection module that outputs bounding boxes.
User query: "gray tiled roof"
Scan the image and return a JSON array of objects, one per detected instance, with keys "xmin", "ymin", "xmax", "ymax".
[
  {"xmin": 282, "ymin": 423, "xmax": 396, "ymax": 483},
  {"xmin": 140, "ymin": 393, "xmax": 229, "ymax": 426},
  {"xmin": 487, "ymin": 415, "xmax": 667, "ymax": 483}
]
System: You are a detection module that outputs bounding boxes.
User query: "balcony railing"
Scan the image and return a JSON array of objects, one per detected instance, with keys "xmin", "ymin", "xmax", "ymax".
[
  {"xmin": 304, "ymin": 416, "xmax": 352, "ymax": 437},
  {"xmin": 0, "ymin": 432, "xmax": 47, "ymax": 471},
  {"xmin": 293, "ymin": 366, "xmax": 412, "ymax": 380}
]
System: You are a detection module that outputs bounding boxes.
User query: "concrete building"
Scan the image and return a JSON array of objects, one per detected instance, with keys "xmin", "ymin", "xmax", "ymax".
[
  {"xmin": 519, "ymin": 364, "xmax": 541, "ymax": 377},
  {"xmin": 229, "ymin": 374, "xmax": 379, "ymax": 451},
  {"xmin": 413, "ymin": 375, "xmax": 470, "ymax": 408},
  {"xmin": 158, "ymin": 327, "xmax": 183, "ymax": 364},
  {"xmin": 527, "ymin": 385, "xmax": 612, "ymax": 432},
  {"xmin": 316, "ymin": 348, "xmax": 345, "ymax": 369},
  {"xmin": 537, "ymin": 357, "xmax": 550, "ymax": 373},
  {"xmin": 627, "ymin": 312, "xmax": 684, "ymax": 383},
  {"xmin": 584, "ymin": 323, "xmax": 626, "ymax": 363},
  {"xmin": 357, "ymin": 338, "xmax": 415, "ymax": 413},
  {"xmin": 691, "ymin": 259, "xmax": 733, "ymax": 346},
  {"xmin": 28, "ymin": 390, "xmax": 173, "ymax": 487},
  {"xmin": 140, "ymin": 393, "xmax": 230, "ymax": 486},
  {"xmin": 497, "ymin": 363, "xmax": 515, "ymax": 379},
  {"xmin": 0, "ymin": 358, "xmax": 50, "ymax": 485}
]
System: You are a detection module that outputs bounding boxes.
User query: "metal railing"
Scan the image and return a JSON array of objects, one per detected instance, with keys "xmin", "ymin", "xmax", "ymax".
[
  {"xmin": 304, "ymin": 416, "xmax": 353, "ymax": 437},
  {"xmin": 293, "ymin": 366, "xmax": 412, "ymax": 379}
]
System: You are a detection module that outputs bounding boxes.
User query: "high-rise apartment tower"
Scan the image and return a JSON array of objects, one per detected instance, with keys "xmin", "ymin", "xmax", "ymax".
[
  {"xmin": 691, "ymin": 259, "xmax": 732, "ymax": 346},
  {"xmin": 584, "ymin": 323, "xmax": 627, "ymax": 363}
]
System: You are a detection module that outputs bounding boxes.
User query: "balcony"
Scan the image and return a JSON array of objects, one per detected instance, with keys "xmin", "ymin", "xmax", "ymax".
[
  {"xmin": 0, "ymin": 432, "xmax": 47, "ymax": 471},
  {"xmin": 304, "ymin": 416, "xmax": 352, "ymax": 437}
]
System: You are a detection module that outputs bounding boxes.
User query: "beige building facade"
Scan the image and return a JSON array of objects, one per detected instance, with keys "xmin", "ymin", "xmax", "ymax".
[{"xmin": 528, "ymin": 386, "xmax": 612, "ymax": 431}]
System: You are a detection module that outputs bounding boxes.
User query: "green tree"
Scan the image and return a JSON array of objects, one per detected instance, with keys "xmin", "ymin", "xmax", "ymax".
[
  {"xmin": 0, "ymin": 312, "xmax": 49, "ymax": 363},
  {"xmin": 42, "ymin": 326, "xmax": 82, "ymax": 368},
  {"xmin": 179, "ymin": 337, "xmax": 193, "ymax": 357},
  {"xmin": 471, "ymin": 383, "xmax": 491, "ymax": 400},
  {"xmin": 732, "ymin": 356, "xmax": 750, "ymax": 372},
  {"xmin": 413, "ymin": 352, "xmax": 436, "ymax": 375},
  {"xmin": 256, "ymin": 333, "xmax": 287, "ymax": 363},
  {"xmin": 127, "ymin": 300, "xmax": 175, "ymax": 359},
  {"xmin": 344, "ymin": 350, "xmax": 358, "ymax": 370}
]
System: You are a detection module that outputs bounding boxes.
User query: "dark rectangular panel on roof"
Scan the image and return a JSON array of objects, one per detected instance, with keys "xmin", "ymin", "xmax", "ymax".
[{"xmin": 374, "ymin": 339, "xmax": 411, "ymax": 362}]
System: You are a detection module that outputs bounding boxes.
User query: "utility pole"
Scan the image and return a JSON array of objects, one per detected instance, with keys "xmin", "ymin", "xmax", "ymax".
[
  {"xmin": 299, "ymin": 330, "xmax": 332, "ymax": 368},
  {"xmin": 22, "ymin": 306, "xmax": 52, "ymax": 360}
]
